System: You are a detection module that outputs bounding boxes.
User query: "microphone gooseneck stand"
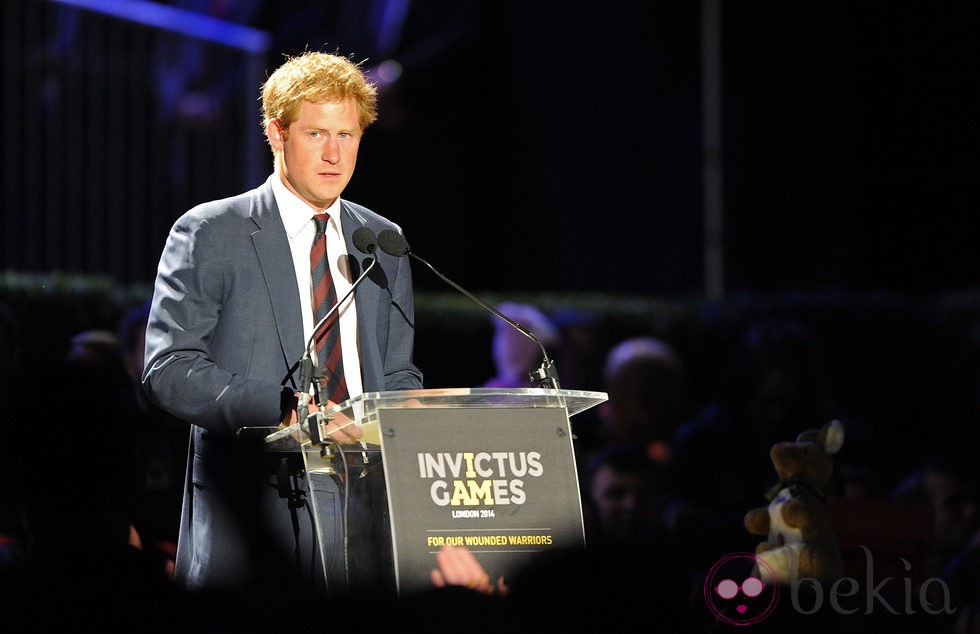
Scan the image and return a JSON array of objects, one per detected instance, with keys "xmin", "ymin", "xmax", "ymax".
[{"xmin": 376, "ymin": 229, "xmax": 561, "ymax": 390}]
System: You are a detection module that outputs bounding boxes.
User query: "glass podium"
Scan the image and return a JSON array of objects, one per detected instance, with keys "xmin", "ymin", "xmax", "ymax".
[{"xmin": 263, "ymin": 387, "xmax": 608, "ymax": 597}]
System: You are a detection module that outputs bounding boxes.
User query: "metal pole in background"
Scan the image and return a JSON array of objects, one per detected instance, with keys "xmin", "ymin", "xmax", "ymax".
[{"xmin": 702, "ymin": 0, "xmax": 724, "ymax": 299}]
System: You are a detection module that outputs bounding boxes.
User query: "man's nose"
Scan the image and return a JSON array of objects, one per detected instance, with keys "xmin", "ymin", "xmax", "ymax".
[{"xmin": 322, "ymin": 138, "xmax": 340, "ymax": 162}]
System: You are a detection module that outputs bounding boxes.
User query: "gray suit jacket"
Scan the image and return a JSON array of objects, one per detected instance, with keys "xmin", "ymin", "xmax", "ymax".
[{"xmin": 142, "ymin": 175, "xmax": 423, "ymax": 594}]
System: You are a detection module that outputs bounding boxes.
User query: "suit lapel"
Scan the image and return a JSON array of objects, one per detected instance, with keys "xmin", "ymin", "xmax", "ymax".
[
  {"xmin": 340, "ymin": 201, "xmax": 380, "ymax": 332},
  {"xmin": 251, "ymin": 180, "xmax": 305, "ymax": 387}
]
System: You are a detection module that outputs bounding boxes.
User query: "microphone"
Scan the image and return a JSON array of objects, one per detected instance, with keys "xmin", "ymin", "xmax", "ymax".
[
  {"xmin": 296, "ymin": 227, "xmax": 379, "ymax": 425},
  {"xmin": 351, "ymin": 226, "xmax": 378, "ymax": 256},
  {"xmin": 376, "ymin": 230, "xmax": 561, "ymax": 389}
]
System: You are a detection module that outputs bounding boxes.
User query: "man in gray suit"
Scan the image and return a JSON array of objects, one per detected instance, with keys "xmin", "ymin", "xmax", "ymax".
[{"xmin": 143, "ymin": 51, "xmax": 423, "ymax": 599}]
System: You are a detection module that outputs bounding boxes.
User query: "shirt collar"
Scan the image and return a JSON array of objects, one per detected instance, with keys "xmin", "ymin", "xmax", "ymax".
[{"xmin": 271, "ymin": 170, "xmax": 342, "ymax": 238}]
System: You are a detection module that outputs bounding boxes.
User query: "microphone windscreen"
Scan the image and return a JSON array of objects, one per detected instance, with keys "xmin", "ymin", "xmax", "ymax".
[
  {"xmin": 377, "ymin": 230, "xmax": 410, "ymax": 256},
  {"xmin": 352, "ymin": 227, "xmax": 378, "ymax": 253}
]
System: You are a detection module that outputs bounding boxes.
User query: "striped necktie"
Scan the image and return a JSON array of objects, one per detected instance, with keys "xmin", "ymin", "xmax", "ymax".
[{"xmin": 310, "ymin": 215, "xmax": 349, "ymax": 405}]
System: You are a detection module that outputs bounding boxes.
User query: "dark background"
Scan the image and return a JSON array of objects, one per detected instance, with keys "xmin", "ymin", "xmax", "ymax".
[
  {"xmin": 4, "ymin": 0, "xmax": 978, "ymax": 296},
  {"xmin": 2, "ymin": 6, "xmax": 979, "ymax": 624}
]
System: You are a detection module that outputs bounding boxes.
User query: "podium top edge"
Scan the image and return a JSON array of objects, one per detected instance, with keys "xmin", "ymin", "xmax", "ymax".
[
  {"xmin": 359, "ymin": 387, "xmax": 608, "ymax": 401},
  {"xmin": 263, "ymin": 388, "xmax": 608, "ymax": 449},
  {"xmin": 331, "ymin": 387, "xmax": 608, "ymax": 418}
]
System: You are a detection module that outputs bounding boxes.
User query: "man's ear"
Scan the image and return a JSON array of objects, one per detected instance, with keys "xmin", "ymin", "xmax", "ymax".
[{"xmin": 266, "ymin": 119, "xmax": 286, "ymax": 149}]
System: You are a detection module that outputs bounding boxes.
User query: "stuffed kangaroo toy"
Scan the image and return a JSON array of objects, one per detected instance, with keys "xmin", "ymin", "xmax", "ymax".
[{"xmin": 744, "ymin": 419, "xmax": 846, "ymax": 584}]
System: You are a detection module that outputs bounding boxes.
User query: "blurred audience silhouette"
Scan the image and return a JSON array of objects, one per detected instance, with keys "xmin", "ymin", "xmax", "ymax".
[
  {"xmin": 480, "ymin": 301, "xmax": 561, "ymax": 389},
  {"xmin": 1, "ymin": 317, "xmax": 180, "ymax": 629},
  {"xmin": 891, "ymin": 455, "xmax": 980, "ymax": 614},
  {"xmin": 117, "ymin": 300, "xmax": 188, "ymax": 578},
  {"xmin": 578, "ymin": 440, "xmax": 668, "ymax": 546},
  {"xmin": 549, "ymin": 308, "xmax": 615, "ymax": 458},
  {"xmin": 0, "ymin": 301, "xmax": 26, "ymax": 564},
  {"xmin": 596, "ymin": 335, "xmax": 691, "ymax": 468}
]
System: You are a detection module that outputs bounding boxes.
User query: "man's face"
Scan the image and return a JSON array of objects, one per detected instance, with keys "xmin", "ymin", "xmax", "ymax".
[
  {"xmin": 269, "ymin": 98, "xmax": 362, "ymax": 210},
  {"xmin": 589, "ymin": 465, "xmax": 644, "ymax": 537},
  {"xmin": 926, "ymin": 471, "xmax": 979, "ymax": 558}
]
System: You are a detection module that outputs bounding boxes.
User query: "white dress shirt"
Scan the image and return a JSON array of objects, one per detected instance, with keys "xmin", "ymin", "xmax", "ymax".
[{"xmin": 272, "ymin": 171, "xmax": 363, "ymax": 402}]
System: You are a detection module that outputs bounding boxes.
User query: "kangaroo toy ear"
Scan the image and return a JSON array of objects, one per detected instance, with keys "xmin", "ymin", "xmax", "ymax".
[{"xmin": 819, "ymin": 419, "xmax": 845, "ymax": 455}]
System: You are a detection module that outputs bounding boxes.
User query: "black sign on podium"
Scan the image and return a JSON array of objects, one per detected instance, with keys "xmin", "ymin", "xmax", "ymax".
[{"xmin": 264, "ymin": 387, "xmax": 607, "ymax": 597}]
